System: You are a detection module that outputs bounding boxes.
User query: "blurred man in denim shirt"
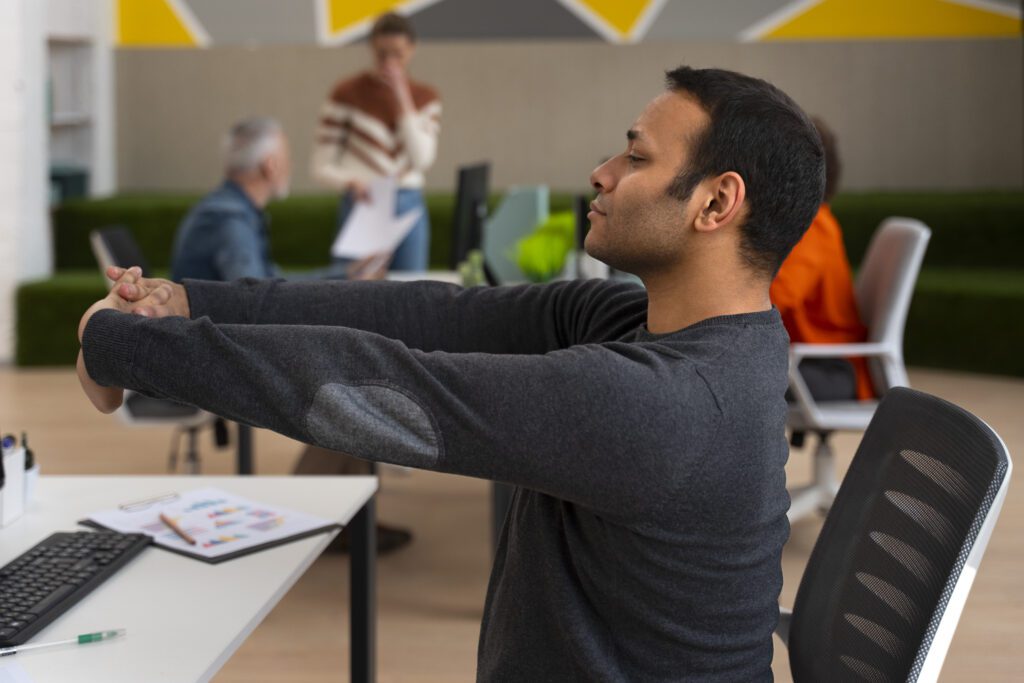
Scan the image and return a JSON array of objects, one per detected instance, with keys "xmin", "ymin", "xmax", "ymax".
[
  {"xmin": 171, "ymin": 117, "xmax": 291, "ymax": 282},
  {"xmin": 172, "ymin": 117, "xmax": 385, "ymax": 283}
]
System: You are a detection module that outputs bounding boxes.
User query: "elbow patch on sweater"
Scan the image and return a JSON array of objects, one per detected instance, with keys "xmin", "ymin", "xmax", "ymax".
[{"xmin": 306, "ymin": 382, "xmax": 440, "ymax": 468}]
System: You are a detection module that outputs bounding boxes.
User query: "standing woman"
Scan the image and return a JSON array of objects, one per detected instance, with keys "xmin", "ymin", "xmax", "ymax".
[{"xmin": 312, "ymin": 12, "xmax": 440, "ymax": 272}]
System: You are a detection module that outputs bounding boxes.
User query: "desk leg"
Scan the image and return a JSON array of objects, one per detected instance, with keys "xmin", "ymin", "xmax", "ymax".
[
  {"xmin": 236, "ymin": 423, "xmax": 254, "ymax": 475},
  {"xmin": 350, "ymin": 476, "xmax": 376, "ymax": 683}
]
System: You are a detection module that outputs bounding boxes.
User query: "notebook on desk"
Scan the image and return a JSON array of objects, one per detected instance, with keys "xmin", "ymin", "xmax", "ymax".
[{"xmin": 79, "ymin": 487, "xmax": 340, "ymax": 564}]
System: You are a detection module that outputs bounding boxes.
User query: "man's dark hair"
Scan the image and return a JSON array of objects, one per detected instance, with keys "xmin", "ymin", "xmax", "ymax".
[
  {"xmin": 812, "ymin": 117, "xmax": 840, "ymax": 203},
  {"xmin": 371, "ymin": 12, "xmax": 416, "ymax": 42},
  {"xmin": 665, "ymin": 66, "xmax": 824, "ymax": 277}
]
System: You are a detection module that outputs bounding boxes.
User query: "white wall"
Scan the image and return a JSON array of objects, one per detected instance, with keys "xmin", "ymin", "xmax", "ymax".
[
  {"xmin": 117, "ymin": 40, "xmax": 1023, "ymax": 194},
  {"xmin": 0, "ymin": 0, "xmax": 49, "ymax": 363},
  {"xmin": 0, "ymin": 0, "xmax": 115, "ymax": 363}
]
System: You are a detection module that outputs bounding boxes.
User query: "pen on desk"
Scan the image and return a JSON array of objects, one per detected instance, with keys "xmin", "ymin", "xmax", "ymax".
[
  {"xmin": 159, "ymin": 512, "xmax": 197, "ymax": 545},
  {"xmin": 0, "ymin": 629, "xmax": 127, "ymax": 657}
]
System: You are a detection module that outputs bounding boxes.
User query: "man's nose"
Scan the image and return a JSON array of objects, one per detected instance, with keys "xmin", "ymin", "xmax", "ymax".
[{"xmin": 590, "ymin": 157, "xmax": 616, "ymax": 193}]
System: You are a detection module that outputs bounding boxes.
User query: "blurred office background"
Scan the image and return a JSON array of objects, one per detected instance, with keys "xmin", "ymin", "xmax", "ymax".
[
  {"xmin": 0, "ymin": 1, "xmax": 1021, "ymax": 680},
  {"xmin": 1, "ymin": 0, "xmax": 1022, "ymax": 365}
]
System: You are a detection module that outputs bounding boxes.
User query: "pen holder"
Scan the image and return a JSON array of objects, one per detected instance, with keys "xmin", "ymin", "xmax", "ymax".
[
  {"xmin": 1, "ymin": 446, "xmax": 26, "ymax": 527},
  {"xmin": 24, "ymin": 461, "xmax": 40, "ymax": 508}
]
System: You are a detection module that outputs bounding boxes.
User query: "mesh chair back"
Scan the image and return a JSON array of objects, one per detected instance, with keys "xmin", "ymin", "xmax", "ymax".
[
  {"xmin": 90, "ymin": 227, "xmax": 152, "ymax": 276},
  {"xmin": 788, "ymin": 387, "xmax": 1010, "ymax": 682}
]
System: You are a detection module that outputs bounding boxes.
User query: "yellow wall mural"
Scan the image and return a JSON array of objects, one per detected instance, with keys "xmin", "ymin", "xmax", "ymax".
[
  {"xmin": 318, "ymin": 0, "xmax": 445, "ymax": 45},
  {"xmin": 117, "ymin": 0, "xmax": 208, "ymax": 47},
  {"xmin": 750, "ymin": 0, "xmax": 1022, "ymax": 41},
  {"xmin": 115, "ymin": 0, "xmax": 1022, "ymax": 48},
  {"xmin": 556, "ymin": 0, "xmax": 666, "ymax": 43}
]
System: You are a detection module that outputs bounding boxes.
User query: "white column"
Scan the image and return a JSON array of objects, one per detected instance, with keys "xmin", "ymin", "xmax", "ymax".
[
  {"xmin": 0, "ymin": 0, "xmax": 50, "ymax": 363},
  {"xmin": 92, "ymin": 0, "xmax": 117, "ymax": 196}
]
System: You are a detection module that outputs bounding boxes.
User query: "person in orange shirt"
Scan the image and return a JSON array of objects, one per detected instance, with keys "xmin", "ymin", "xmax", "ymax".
[{"xmin": 771, "ymin": 118, "xmax": 873, "ymax": 401}]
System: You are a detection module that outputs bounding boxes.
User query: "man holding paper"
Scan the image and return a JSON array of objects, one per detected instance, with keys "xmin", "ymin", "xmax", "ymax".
[
  {"xmin": 172, "ymin": 117, "xmax": 386, "ymax": 283},
  {"xmin": 311, "ymin": 12, "xmax": 440, "ymax": 272}
]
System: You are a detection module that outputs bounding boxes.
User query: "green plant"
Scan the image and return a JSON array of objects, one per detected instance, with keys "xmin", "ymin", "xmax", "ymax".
[{"xmin": 514, "ymin": 212, "xmax": 575, "ymax": 283}]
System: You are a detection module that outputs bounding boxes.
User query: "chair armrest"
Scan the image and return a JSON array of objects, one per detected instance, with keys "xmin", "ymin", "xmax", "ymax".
[
  {"xmin": 776, "ymin": 606, "xmax": 793, "ymax": 647},
  {"xmin": 790, "ymin": 342, "xmax": 892, "ymax": 361}
]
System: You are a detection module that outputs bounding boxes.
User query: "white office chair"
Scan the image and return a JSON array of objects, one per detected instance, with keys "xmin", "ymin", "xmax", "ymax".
[
  {"xmin": 777, "ymin": 387, "xmax": 1011, "ymax": 682},
  {"xmin": 787, "ymin": 217, "xmax": 931, "ymax": 522},
  {"xmin": 90, "ymin": 227, "xmax": 219, "ymax": 474}
]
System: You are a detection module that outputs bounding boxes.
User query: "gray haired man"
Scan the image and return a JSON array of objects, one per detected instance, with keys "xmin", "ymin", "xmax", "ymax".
[
  {"xmin": 170, "ymin": 117, "xmax": 292, "ymax": 282},
  {"xmin": 170, "ymin": 117, "xmax": 383, "ymax": 282}
]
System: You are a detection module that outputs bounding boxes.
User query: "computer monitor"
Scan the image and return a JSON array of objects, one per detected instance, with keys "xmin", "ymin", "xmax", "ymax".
[{"xmin": 449, "ymin": 163, "xmax": 491, "ymax": 269}]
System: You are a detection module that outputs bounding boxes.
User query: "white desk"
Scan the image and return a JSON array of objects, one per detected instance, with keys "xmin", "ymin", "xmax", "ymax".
[
  {"xmin": 0, "ymin": 475, "xmax": 378, "ymax": 683},
  {"xmin": 386, "ymin": 269, "xmax": 462, "ymax": 285}
]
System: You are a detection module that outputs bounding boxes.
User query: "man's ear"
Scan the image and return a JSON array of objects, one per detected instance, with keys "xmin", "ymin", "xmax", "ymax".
[
  {"xmin": 693, "ymin": 171, "xmax": 746, "ymax": 234},
  {"xmin": 260, "ymin": 154, "xmax": 279, "ymax": 183}
]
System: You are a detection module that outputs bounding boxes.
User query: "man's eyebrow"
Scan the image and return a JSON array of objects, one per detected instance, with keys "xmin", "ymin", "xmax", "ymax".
[{"xmin": 627, "ymin": 129, "xmax": 643, "ymax": 141}]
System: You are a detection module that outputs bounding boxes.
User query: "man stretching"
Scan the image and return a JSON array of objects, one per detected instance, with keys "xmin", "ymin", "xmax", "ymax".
[{"xmin": 77, "ymin": 66, "xmax": 823, "ymax": 680}]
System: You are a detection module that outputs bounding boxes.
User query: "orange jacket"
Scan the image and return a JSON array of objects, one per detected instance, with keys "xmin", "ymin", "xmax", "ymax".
[{"xmin": 770, "ymin": 205, "xmax": 874, "ymax": 400}]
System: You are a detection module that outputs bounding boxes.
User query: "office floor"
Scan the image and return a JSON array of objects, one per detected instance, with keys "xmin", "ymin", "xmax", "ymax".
[{"xmin": 1, "ymin": 365, "xmax": 1021, "ymax": 682}]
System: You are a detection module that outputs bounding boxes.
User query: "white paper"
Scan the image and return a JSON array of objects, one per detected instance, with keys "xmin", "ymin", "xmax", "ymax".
[
  {"xmin": 331, "ymin": 176, "xmax": 422, "ymax": 259},
  {"xmin": 0, "ymin": 661, "xmax": 34, "ymax": 683},
  {"xmin": 87, "ymin": 487, "xmax": 334, "ymax": 560}
]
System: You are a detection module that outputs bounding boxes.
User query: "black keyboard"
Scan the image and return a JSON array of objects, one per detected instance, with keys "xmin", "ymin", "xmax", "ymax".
[{"xmin": 0, "ymin": 530, "xmax": 151, "ymax": 646}]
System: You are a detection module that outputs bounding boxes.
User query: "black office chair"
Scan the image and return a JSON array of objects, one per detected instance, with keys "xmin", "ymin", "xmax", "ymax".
[
  {"xmin": 777, "ymin": 387, "xmax": 1011, "ymax": 681},
  {"xmin": 90, "ymin": 227, "xmax": 225, "ymax": 473},
  {"xmin": 90, "ymin": 226, "xmax": 152, "ymax": 280}
]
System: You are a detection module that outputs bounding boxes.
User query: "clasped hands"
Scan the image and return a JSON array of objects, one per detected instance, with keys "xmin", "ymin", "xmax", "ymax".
[{"xmin": 76, "ymin": 266, "xmax": 190, "ymax": 414}]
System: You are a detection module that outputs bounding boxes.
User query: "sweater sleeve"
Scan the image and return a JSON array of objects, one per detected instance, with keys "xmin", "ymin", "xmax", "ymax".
[
  {"xmin": 397, "ymin": 100, "xmax": 441, "ymax": 172},
  {"xmin": 80, "ymin": 306, "xmax": 708, "ymax": 519},
  {"xmin": 184, "ymin": 278, "xmax": 648, "ymax": 355}
]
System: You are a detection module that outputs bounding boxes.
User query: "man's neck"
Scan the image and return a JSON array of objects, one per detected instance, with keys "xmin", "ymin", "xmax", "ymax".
[
  {"xmin": 642, "ymin": 261, "xmax": 772, "ymax": 334},
  {"xmin": 229, "ymin": 176, "xmax": 270, "ymax": 210}
]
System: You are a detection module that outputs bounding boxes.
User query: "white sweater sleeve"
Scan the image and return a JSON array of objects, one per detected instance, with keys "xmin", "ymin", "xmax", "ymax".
[{"xmin": 398, "ymin": 100, "xmax": 441, "ymax": 172}]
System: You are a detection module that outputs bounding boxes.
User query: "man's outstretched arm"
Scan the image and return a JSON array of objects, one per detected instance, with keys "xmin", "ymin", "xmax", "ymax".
[
  {"xmin": 111, "ymin": 266, "xmax": 647, "ymax": 355},
  {"xmin": 80, "ymin": 307, "xmax": 708, "ymax": 521}
]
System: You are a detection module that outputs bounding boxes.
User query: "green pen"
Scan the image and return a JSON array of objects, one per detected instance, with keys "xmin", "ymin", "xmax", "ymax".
[{"xmin": 0, "ymin": 629, "xmax": 126, "ymax": 657}]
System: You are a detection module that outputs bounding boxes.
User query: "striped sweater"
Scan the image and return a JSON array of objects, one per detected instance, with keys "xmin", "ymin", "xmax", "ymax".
[{"xmin": 311, "ymin": 71, "xmax": 441, "ymax": 191}]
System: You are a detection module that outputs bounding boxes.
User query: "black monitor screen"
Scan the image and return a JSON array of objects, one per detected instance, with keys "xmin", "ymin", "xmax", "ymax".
[{"xmin": 450, "ymin": 163, "xmax": 491, "ymax": 269}]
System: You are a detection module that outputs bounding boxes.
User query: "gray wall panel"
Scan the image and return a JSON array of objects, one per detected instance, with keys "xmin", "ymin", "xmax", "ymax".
[
  {"xmin": 412, "ymin": 0, "xmax": 596, "ymax": 39},
  {"xmin": 116, "ymin": 40, "xmax": 1023, "ymax": 193},
  {"xmin": 183, "ymin": 0, "xmax": 317, "ymax": 45},
  {"xmin": 646, "ymin": 0, "xmax": 795, "ymax": 41}
]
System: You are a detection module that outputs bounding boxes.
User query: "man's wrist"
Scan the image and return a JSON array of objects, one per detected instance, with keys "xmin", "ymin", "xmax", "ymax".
[{"xmin": 81, "ymin": 309, "xmax": 143, "ymax": 389}]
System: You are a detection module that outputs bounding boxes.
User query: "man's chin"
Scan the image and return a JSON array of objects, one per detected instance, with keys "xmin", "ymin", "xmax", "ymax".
[{"xmin": 586, "ymin": 243, "xmax": 650, "ymax": 278}]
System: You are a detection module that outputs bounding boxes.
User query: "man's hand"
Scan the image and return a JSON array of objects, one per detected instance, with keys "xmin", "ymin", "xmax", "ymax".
[
  {"xmin": 77, "ymin": 267, "xmax": 146, "ymax": 413},
  {"xmin": 79, "ymin": 267, "xmax": 141, "ymax": 342},
  {"xmin": 77, "ymin": 349, "xmax": 123, "ymax": 414},
  {"xmin": 105, "ymin": 266, "xmax": 190, "ymax": 319},
  {"xmin": 78, "ymin": 267, "xmax": 190, "ymax": 413}
]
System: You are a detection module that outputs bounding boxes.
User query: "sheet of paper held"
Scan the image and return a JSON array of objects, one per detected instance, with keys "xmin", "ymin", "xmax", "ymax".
[{"xmin": 330, "ymin": 175, "xmax": 423, "ymax": 259}]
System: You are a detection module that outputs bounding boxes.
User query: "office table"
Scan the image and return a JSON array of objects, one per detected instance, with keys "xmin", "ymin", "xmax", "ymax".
[{"xmin": 0, "ymin": 475, "xmax": 378, "ymax": 683}]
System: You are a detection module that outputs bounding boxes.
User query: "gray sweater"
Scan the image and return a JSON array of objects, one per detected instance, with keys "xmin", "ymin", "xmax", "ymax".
[{"xmin": 82, "ymin": 278, "xmax": 791, "ymax": 681}]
